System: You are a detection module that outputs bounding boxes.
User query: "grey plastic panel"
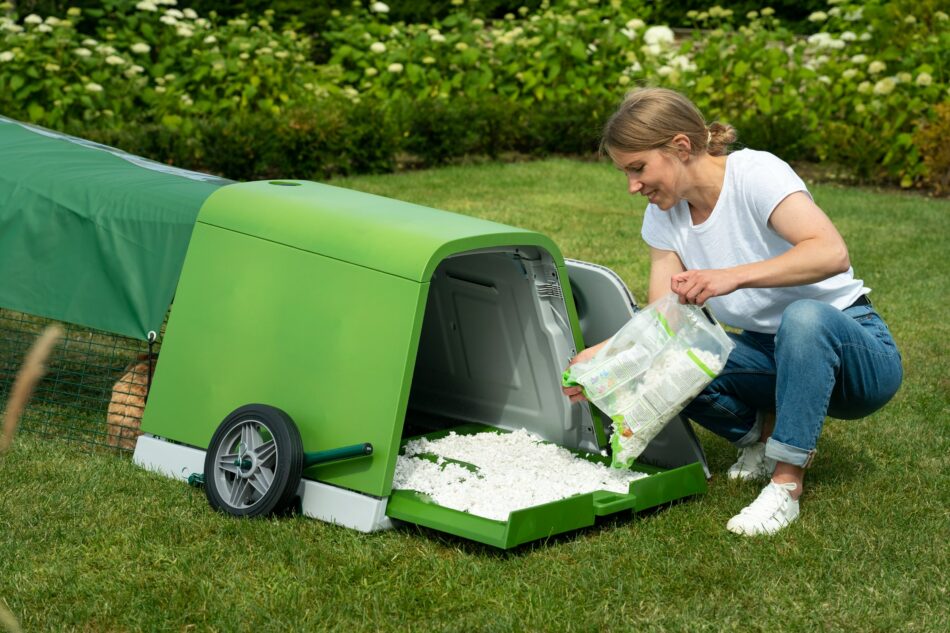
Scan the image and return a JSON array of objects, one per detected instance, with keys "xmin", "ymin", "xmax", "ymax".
[
  {"xmin": 408, "ymin": 249, "xmax": 599, "ymax": 453},
  {"xmin": 565, "ymin": 259, "xmax": 710, "ymax": 477}
]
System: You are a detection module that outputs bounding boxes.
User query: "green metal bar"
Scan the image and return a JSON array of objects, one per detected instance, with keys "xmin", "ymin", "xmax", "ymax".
[{"xmin": 303, "ymin": 442, "xmax": 372, "ymax": 469}]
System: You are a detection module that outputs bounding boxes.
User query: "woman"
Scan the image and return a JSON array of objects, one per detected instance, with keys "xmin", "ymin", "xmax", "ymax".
[{"xmin": 562, "ymin": 88, "xmax": 902, "ymax": 536}]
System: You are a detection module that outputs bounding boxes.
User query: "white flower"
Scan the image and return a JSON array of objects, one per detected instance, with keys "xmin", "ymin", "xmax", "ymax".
[
  {"xmin": 275, "ymin": 50, "xmax": 288, "ymax": 59},
  {"xmin": 203, "ymin": 35, "xmax": 216, "ymax": 44},
  {"xmin": 643, "ymin": 25, "xmax": 674, "ymax": 47},
  {"xmin": 97, "ymin": 45, "xmax": 117, "ymax": 55},
  {"xmin": 854, "ymin": 103, "xmax": 865, "ymax": 113},
  {"xmin": 915, "ymin": 72, "xmax": 932, "ymax": 87},
  {"xmin": 85, "ymin": 82, "xmax": 103, "ymax": 92},
  {"xmin": 868, "ymin": 60, "xmax": 886, "ymax": 74},
  {"xmin": 176, "ymin": 25, "xmax": 193, "ymax": 37},
  {"xmin": 818, "ymin": 75, "xmax": 831, "ymax": 84},
  {"xmin": 83, "ymin": 38, "xmax": 98, "ymax": 46},
  {"xmin": 45, "ymin": 62, "xmax": 60, "ymax": 71},
  {"xmin": 239, "ymin": 52, "xmax": 249, "ymax": 60},
  {"xmin": 24, "ymin": 14, "xmax": 42, "ymax": 24},
  {"xmin": 73, "ymin": 47, "xmax": 92, "ymax": 57},
  {"xmin": 761, "ymin": 8, "xmax": 774, "ymax": 16},
  {"xmin": 370, "ymin": 2, "xmax": 389, "ymax": 13},
  {"xmin": 620, "ymin": 28, "xmax": 635, "ymax": 40},
  {"xmin": 45, "ymin": 16, "xmax": 61, "ymax": 25},
  {"xmin": 857, "ymin": 81, "xmax": 872, "ymax": 94},
  {"xmin": 627, "ymin": 61, "xmax": 642, "ymax": 73},
  {"xmin": 165, "ymin": 8, "xmax": 184, "ymax": 18},
  {"xmin": 850, "ymin": 54, "xmax": 867, "ymax": 64},
  {"xmin": 872, "ymin": 77, "xmax": 896, "ymax": 95},
  {"xmin": 657, "ymin": 65, "xmax": 674, "ymax": 77},
  {"xmin": 422, "ymin": 56, "xmax": 435, "ymax": 64},
  {"xmin": 387, "ymin": 62, "xmax": 403, "ymax": 73},
  {"xmin": 183, "ymin": 8, "xmax": 197, "ymax": 19},
  {"xmin": 257, "ymin": 47, "xmax": 273, "ymax": 55},
  {"xmin": 131, "ymin": 42, "xmax": 151, "ymax": 54},
  {"xmin": 0, "ymin": 51, "xmax": 14, "ymax": 62},
  {"xmin": 904, "ymin": 15, "xmax": 916, "ymax": 25},
  {"xmin": 808, "ymin": 11, "xmax": 828, "ymax": 22},
  {"xmin": 840, "ymin": 31, "xmax": 857, "ymax": 41},
  {"xmin": 845, "ymin": 9, "xmax": 865, "ymax": 22},
  {"xmin": 67, "ymin": 7, "xmax": 81, "ymax": 16},
  {"xmin": 105, "ymin": 55, "xmax": 125, "ymax": 65},
  {"xmin": 1, "ymin": 22, "xmax": 23, "ymax": 33},
  {"xmin": 935, "ymin": 11, "xmax": 948, "ymax": 21},
  {"xmin": 641, "ymin": 43, "xmax": 662, "ymax": 57},
  {"xmin": 155, "ymin": 85, "xmax": 166, "ymax": 93},
  {"xmin": 842, "ymin": 69, "xmax": 858, "ymax": 80},
  {"xmin": 859, "ymin": 32, "xmax": 871, "ymax": 41},
  {"xmin": 370, "ymin": 41, "xmax": 386, "ymax": 53},
  {"xmin": 364, "ymin": 67, "xmax": 378, "ymax": 76},
  {"xmin": 626, "ymin": 18, "xmax": 645, "ymax": 30},
  {"xmin": 37, "ymin": 24, "xmax": 52, "ymax": 33},
  {"xmin": 807, "ymin": 32, "xmax": 835, "ymax": 49},
  {"xmin": 160, "ymin": 15, "xmax": 177, "ymax": 25},
  {"xmin": 431, "ymin": 32, "xmax": 446, "ymax": 43},
  {"xmin": 897, "ymin": 72, "xmax": 912, "ymax": 83},
  {"xmin": 136, "ymin": 1, "xmax": 158, "ymax": 10},
  {"xmin": 618, "ymin": 74, "xmax": 630, "ymax": 85},
  {"xmin": 670, "ymin": 54, "xmax": 695, "ymax": 71},
  {"xmin": 455, "ymin": 41, "xmax": 469, "ymax": 51},
  {"xmin": 125, "ymin": 64, "xmax": 144, "ymax": 77}
]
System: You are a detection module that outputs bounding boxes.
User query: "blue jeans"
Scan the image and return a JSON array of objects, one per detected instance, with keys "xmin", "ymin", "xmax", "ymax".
[{"xmin": 681, "ymin": 299, "xmax": 903, "ymax": 467}]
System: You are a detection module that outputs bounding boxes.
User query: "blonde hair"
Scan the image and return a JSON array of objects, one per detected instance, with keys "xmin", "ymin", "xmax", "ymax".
[{"xmin": 601, "ymin": 87, "xmax": 737, "ymax": 158}]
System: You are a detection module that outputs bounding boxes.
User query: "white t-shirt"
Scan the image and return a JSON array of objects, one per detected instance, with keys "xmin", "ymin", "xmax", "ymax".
[{"xmin": 641, "ymin": 149, "xmax": 867, "ymax": 333}]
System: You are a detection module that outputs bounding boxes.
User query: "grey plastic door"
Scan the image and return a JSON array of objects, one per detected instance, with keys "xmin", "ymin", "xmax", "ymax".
[{"xmin": 565, "ymin": 259, "xmax": 710, "ymax": 477}]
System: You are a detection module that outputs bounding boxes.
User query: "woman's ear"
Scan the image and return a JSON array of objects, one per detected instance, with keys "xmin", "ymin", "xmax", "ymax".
[{"xmin": 671, "ymin": 133, "xmax": 692, "ymax": 160}]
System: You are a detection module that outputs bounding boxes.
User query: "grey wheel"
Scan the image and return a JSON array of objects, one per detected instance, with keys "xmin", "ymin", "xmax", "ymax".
[{"xmin": 203, "ymin": 404, "xmax": 303, "ymax": 518}]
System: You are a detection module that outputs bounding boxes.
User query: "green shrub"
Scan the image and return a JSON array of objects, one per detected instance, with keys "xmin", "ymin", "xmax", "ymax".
[
  {"xmin": 913, "ymin": 101, "xmax": 950, "ymax": 195},
  {"xmin": 1, "ymin": 0, "xmax": 948, "ymax": 188}
]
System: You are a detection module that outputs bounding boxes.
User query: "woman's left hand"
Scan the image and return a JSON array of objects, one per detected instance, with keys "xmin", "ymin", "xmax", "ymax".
[{"xmin": 671, "ymin": 268, "xmax": 739, "ymax": 304}]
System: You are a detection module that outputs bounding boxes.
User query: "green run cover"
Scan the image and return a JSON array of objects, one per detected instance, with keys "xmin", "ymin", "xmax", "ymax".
[{"xmin": 0, "ymin": 116, "xmax": 231, "ymax": 340}]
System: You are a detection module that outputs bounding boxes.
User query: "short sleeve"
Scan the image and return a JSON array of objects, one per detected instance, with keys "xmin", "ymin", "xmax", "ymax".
[
  {"xmin": 738, "ymin": 152, "xmax": 811, "ymax": 225},
  {"xmin": 641, "ymin": 204, "xmax": 676, "ymax": 251}
]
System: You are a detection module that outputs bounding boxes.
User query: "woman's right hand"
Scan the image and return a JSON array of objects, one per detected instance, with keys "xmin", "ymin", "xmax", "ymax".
[{"xmin": 561, "ymin": 340, "xmax": 608, "ymax": 403}]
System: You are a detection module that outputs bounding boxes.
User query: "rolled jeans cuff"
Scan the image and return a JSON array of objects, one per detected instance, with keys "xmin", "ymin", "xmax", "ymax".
[
  {"xmin": 765, "ymin": 438, "xmax": 817, "ymax": 468},
  {"xmin": 734, "ymin": 418, "xmax": 763, "ymax": 448}
]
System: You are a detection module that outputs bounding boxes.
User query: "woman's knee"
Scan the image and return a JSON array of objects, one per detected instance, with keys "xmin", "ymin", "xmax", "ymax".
[{"xmin": 776, "ymin": 300, "xmax": 838, "ymax": 344}]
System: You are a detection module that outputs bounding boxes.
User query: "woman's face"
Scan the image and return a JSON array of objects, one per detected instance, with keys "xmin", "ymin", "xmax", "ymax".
[{"xmin": 610, "ymin": 148, "xmax": 683, "ymax": 211}]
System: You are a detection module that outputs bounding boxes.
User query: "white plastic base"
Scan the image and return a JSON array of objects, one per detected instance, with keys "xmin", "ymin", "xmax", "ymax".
[
  {"xmin": 133, "ymin": 434, "xmax": 205, "ymax": 481},
  {"xmin": 132, "ymin": 434, "xmax": 394, "ymax": 533}
]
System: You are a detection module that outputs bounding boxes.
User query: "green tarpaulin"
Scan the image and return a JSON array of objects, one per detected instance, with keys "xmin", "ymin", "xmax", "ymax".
[{"xmin": 0, "ymin": 116, "xmax": 231, "ymax": 340}]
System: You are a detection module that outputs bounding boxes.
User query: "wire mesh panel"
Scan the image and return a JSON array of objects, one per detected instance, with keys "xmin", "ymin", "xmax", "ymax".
[{"xmin": 0, "ymin": 308, "xmax": 161, "ymax": 453}]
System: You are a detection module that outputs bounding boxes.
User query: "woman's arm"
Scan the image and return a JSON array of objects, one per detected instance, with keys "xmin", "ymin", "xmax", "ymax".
[
  {"xmin": 649, "ymin": 246, "xmax": 687, "ymax": 304},
  {"xmin": 671, "ymin": 192, "xmax": 850, "ymax": 304}
]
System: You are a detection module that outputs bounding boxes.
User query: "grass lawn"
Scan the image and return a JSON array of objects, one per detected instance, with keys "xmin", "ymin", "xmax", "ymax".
[{"xmin": 1, "ymin": 159, "xmax": 948, "ymax": 632}]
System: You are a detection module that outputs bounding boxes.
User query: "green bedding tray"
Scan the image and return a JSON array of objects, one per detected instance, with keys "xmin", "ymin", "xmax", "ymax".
[{"xmin": 385, "ymin": 425, "xmax": 707, "ymax": 549}]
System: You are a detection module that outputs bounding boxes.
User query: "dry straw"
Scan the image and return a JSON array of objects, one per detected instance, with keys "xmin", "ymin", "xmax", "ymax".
[
  {"xmin": 0, "ymin": 324, "xmax": 64, "ymax": 455},
  {"xmin": 0, "ymin": 324, "xmax": 61, "ymax": 633}
]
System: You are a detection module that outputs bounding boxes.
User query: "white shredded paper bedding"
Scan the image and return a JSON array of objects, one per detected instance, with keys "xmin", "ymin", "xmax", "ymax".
[{"xmin": 392, "ymin": 428, "xmax": 647, "ymax": 521}]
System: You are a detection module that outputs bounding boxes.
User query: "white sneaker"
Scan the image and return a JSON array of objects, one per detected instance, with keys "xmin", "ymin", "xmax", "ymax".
[
  {"xmin": 727, "ymin": 442, "xmax": 776, "ymax": 481},
  {"xmin": 726, "ymin": 482, "xmax": 800, "ymax": 536}
]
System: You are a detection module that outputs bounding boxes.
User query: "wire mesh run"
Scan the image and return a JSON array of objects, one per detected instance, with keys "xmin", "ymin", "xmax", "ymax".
[{"xmin": 0, "ymin": 307, "xmax": 161, "ymax": 453}]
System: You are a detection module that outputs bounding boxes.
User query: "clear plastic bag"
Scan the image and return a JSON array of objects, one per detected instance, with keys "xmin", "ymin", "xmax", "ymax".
[{"xmin": 563, "ymin": 292, "xmax": 735, "ymax": 468}]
